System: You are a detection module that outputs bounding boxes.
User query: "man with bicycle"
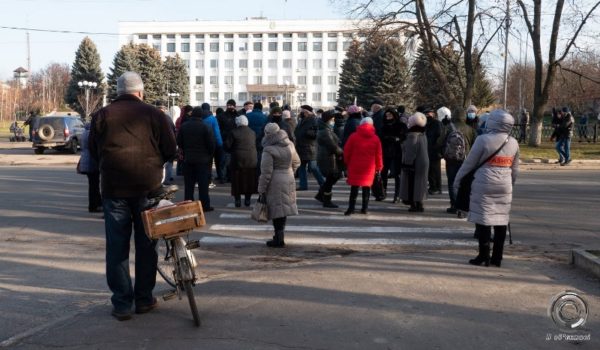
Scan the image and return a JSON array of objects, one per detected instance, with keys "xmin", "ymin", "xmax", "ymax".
[{"xmin": 89, "ymin": 71, "xmax": 177, "ymax": 321}]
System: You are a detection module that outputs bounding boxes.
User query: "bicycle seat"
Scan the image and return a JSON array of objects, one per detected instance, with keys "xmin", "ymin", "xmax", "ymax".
[{"xmin": 147, "ymin": 184, "xmax": 179, "ymax": 200}]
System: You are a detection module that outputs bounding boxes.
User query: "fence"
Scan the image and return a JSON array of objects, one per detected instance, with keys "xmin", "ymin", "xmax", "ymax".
[{"xmin": 509, "ymin": 123, "xmax": 599, "ymax": 143}]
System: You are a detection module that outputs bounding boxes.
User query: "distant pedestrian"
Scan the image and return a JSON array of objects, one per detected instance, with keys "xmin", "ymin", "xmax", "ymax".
[
  {"xmin": 78, "ymin": 123, "xmax": 101, "ymax": 213},
  {"xmin": 224, "ymin": 115, "xmax": 258, "ymax": 207},
  {"xmin": 269, "ymin": 107, "xmax": 295, "ymax": 143},
  {"xmin": 294, "ymin": 105, "xmax": 324, "ymax": 191},
  {"xmin": 341, "ymin": 105, "xmax": 362, "ymax": 147},
  {"xmin": 315, "ymin": 110, "xmax": 344, "ymax": 208},
  {"xmin": 216, "ymin": 99, "xmax": 238, "ymax": 182},
  {"xmin": 258, "ymin": 123, "xmax": 301, "ymax": 247},
  {"xmin": 343, "ymin": 117, "xmax": 383, "ymax": 215},
  {"xmin": 550, "ymin": 107, "xmax": 574, "ymax": 165},
  {"xmin": 454, "ymin": 109, "xmax": 519, "ymax": 267},
  {"xmin": 400, "ymin": 113, "xmax": 429, "ymax": 212},
  {"xmin": 423, "ymin": 106, "xmax": 443, "ymax": 195},
  {"xmin": 578, "ymin": 113, "xmax": 590, "ymax": 143},
  {"xmin": 381, "ymin": 108, "xmax": 407, "ymax": 203},
  {"xmin": 518, "ymin": 109, "xmax": 529, "ymax": 143}
]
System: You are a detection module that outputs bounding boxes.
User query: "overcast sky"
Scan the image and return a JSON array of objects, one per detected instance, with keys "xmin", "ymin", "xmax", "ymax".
[{"xmin": 0, "ymin": 0, "xmax": 345, "ymax": 80}]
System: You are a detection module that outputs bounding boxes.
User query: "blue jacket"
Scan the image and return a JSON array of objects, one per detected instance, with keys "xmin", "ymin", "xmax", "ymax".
[
  {"xmin": 246, "ymin": 109, "xmax": 268, "ymax": 149},
  {"xmin": 202, "ymin": 113, "xmax": 223, "ymax": 147}
]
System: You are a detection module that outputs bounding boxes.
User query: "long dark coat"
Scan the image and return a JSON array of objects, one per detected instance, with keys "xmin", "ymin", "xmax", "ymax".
[
  {"xmin": 400, "ymin": 127, "xmax": 429, "ymax": 203},
  {"xmin": 316, "ymin": 119, "xmax": 343, "ymax": 178},
  {"xmin": 294, "ymin": 114, "xmax": 319, "ymax": 161},
  {"xmin": 224, "ymin": 125, "xmax": 258, "ymax": 196},
  {"xmin": 381, "ymin": 119, "xmax": 407, "ymax": 176}
]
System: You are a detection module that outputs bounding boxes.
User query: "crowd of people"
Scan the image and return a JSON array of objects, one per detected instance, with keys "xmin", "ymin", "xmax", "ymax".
[{"xmin": 82, "ymin": 71, "xmax": 524, "ymax": 321}]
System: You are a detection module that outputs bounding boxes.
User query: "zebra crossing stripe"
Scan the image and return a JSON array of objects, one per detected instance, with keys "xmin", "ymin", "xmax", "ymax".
[
  {"xmin": 199, "ymin": 236, "xmax": 476, "ymax": 246},
  {"xmin": 225, "ymin": 203, "xmax": 451, "ymax": 210},
  {"xmin": 219, "ymin": 213, "xmax": 467, "ymax": 223},
  {"xmin": 209, "ymin": 224, "xmax": 472, "ymax": 234}
]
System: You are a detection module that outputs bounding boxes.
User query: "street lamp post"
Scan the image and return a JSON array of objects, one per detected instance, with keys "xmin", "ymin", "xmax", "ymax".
[
  {"xmin": 167, "ymin": 92, "xmax": 180, "ymax": 109},
  {"xmin": 77, "ymin": 80, "xmax": 98, "ymax": 120}
]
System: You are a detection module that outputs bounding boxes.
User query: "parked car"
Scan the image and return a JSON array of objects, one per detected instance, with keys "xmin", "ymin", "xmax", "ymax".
[{"xmin": 32, "ymin": 116, "xmax": 85, "ymax": 154}]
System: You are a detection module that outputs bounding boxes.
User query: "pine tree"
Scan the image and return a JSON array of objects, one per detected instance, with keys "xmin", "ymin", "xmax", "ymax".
[
  {"xmin": 135, "ymin": 44, "xmax": 165, "ymax": 104},
  {"xmin": 163, "ymin": 55, "xmax": 190, "ymax": 105},
  {"xmin": 357, "ymin": 38, "xmax": 385, "ymax": 106},
  {"xmin": 337, "ymin": 40, "xmax": 363, "ymax": 107},
  {"xmin": 373, "ymin": 39, "xmax": 411, "ymax": 106},
  {"xmin": 106, "ymin": 43, "xmax": 140, "ymax": 101},
  {"xmin": 65, "ymin": 37, "xmax": 105, "ymax": 118},
  {"xmin": 472, "ymin": 61, "xmax": 495, "ymax": 108}
]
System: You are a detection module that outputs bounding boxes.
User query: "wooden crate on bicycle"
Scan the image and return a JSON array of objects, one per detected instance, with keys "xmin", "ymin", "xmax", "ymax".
[{"xmin": 142, "ymin": 200, "xmax": 206, "ymax": 239}]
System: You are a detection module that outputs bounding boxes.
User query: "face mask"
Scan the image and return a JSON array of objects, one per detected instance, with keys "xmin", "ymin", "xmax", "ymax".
[
  {"xmin": 328, "ymin": 120, "xmax": 335, "ymax": 127},
  {"xmin": 467, "ymin": 112, "xmax": 476, "ymax": 120}
]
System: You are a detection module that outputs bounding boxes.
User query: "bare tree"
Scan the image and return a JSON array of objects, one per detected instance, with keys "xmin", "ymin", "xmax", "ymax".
[
  {"xmin": 342, "ymin": 0, "xmax": 505, "ymax": 113},
  {"xmin": 516, "ymin": 0, "xmax": 600, "ymax": 146}
]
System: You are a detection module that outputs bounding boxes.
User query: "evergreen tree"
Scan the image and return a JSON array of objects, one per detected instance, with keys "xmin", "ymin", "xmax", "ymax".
[
  {"xmin": 337, "ymin": 40, "xmax": 363, "ymax": 107},
  {"xmin": 357, "ymin": 38, "xmax": 385, "ymax": 106},
  {"xmin": 163, "ymin": 55, "xmax": 190, "ymax": 105},
  {"xmin": 134, "ymin": 44, "xmax": 165, "ymax": 104},
  {"xmin": 65, "ymin": 37, "xmax": 105, "ymax": 118},
  {"xmin": 412, "ymin": 46, "xmax": 458, "ymax": 109},
  {"xmin": 373, "ymin": 39, "xmax": 411, "ymax": 106},
  {"xmin": 472, "ymin": 60, "xmax": 495, "ymax": 108},
  {"xmin": 106, "ymin": 43, "xmax": 140, "ymax": 101}
]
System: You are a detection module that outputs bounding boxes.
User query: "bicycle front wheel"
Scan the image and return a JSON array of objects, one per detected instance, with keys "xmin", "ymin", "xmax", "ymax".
[
  {"xmin": 183, "ymin": 279, "xmax": 200, "ymax": 327},
  {"xmin": 157, "ymin": 239, "xmax": 177, "ymax": 288}
]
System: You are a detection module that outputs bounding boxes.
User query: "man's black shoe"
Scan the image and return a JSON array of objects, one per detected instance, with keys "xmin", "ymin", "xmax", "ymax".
[
  {"xmin": 111, "ymin": 309, "xmax": 132, "ymax": 321},
  {"xmin": 136, "ymin": 298, "xmax": 158, "ymax": 314},
  {"xmin": 446, "ymin": 207, "xmax": 457, "ymax": 214}
]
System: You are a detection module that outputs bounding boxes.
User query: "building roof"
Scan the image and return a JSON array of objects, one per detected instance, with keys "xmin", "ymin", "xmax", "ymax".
[{"xmin": 13, "ymin": 67, "xmax": 28, "ymax": 73}]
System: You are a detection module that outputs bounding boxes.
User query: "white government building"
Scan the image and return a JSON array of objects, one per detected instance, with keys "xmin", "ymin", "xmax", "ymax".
[{"xmin": 119, "ymin": 18, "xmax": 371, "ymax": 108}]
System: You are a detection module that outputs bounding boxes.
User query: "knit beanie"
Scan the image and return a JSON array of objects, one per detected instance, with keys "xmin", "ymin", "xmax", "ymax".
[
  {"xmin": 235, "ymin": 115, "xmax": 249, "ymax": 126},
  {"xmin": 360, "ymin": 116, "xmax": 374, "ymax": 125},
  {"xmin": 264, "ymin": 122, "xmax": 280, "ymax": 135}
]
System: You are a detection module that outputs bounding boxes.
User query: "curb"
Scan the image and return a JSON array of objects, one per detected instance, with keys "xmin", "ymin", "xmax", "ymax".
[{"xmin": 571, "ymin": 249, "xmax": 600, "ymax": 279}]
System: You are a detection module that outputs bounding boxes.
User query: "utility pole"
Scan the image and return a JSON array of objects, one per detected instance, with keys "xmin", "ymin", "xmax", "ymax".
[
  {"xmin": 26, "ymin": 32, "xmax": 31, "ymax": 74},
  {"xmin": 503, "ymin": 0, "xmax": 510, "ymax": 110}
]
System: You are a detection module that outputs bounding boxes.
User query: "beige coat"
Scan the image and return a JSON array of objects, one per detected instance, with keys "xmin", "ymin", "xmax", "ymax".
[{"xmin": 258, "ymin": 130, "xmax": 301, "ymax": 219}]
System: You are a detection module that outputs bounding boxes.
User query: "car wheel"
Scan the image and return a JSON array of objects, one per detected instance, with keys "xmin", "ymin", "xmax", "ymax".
[
  {"xmin": 34, "ymin": 147, "xmax": 44, "ymax": 154},
  {"xmin": 38, "ymin": 124, "xmax": 55, "ymax": 141},
  {"xmin": 68, "ymin": 139, "xmax": 78, "ymax": 154}
]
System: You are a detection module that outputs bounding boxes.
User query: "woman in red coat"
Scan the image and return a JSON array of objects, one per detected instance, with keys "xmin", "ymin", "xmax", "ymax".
[{"xmin": 343, "ymin": 117, "xmax": 383, "ymax": 215}]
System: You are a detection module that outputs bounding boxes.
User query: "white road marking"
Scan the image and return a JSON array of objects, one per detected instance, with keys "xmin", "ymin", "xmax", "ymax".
[
  {"xmin": 219, "ymin": 213, "xmax": 467, "ymax": 223},
  {"xmin": 199, "ymin": 236, "xmax": 476, "ymax": 246},
  {"xmin": 209, "ymin": 224, "xmax": 472, "ymax": 234},
  {"xmin": 225, "ymin": 203, "xmax": 452, "ymax": 210}
]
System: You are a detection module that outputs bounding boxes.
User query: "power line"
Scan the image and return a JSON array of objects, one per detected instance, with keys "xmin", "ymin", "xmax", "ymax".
[{"xmin": 0, "ymin": 25, "xmax": 122, "ymax": 36}]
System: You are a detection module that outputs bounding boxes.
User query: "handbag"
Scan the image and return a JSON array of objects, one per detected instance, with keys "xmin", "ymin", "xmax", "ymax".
[
  {"xmin": 371, "ymin": 171, "xmax": 386, "ymax": 201},
  {"xmin": 455, "ymin": 138, "xmax": 509, "ymax": 212},
  {"xmin": 251, "ymin": 194, "xmax": 268, "ymax": 223}
]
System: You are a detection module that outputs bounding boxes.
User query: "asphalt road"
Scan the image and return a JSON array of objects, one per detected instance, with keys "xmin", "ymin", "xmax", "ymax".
[{"xmin": 0, "ymin": 165, "xmax": 598, "ymax": 349}]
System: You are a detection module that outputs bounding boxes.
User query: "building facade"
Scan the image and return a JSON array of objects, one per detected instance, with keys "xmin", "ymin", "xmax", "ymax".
[{"xmin": 119, "ymin": 18, "xmax": 366, "ymax": 108}]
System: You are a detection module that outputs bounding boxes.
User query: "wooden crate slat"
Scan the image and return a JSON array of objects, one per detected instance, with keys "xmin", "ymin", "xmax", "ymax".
[{"xmin": 142, "ymin": 201, "xmax": 205, "ymax": 239}]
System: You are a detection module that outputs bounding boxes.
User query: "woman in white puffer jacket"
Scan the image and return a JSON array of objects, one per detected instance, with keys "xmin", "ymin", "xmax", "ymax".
[{"xmin": 454, "ymin": 109, "xmax": 520, "ymax": 267}]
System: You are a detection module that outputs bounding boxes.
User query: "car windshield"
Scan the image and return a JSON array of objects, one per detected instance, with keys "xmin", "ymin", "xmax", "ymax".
[{"xmin": 36, "ymin": 117, "xmax": 65, "ymax": 129}]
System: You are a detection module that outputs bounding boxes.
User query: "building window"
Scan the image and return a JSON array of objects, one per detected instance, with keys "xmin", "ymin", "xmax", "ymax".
[
  {"xmin": 166, "ymin": 34, "xmax": 175, "ymax": 39},
  {"xmin": 166, "ymin": 43, "xmax": 175, "ymax": 52},
  {"xmin": 283, "ymin": 75, "xmax": 292, "ymax": 84},
  {"xmin": 313, "ymin": 59, "xmax": 322, "ymax": 69},
  {"xmin": 181, "ymin": 34, "xmax": 190, "ymax": 39},
  {"xmin": 210, "ymin": 34, "xmax": 219, "ymax": 38},
  {"xmin": 224, "ymin": 42, "xmax": 234, "ymax": 52},
  {"xmin": 210, "ymin": 76, "xmax": 218, "ymax": 85},
  {"xmin": 238, "ymin": 34, "xmax": 248, "ymax": 38},
  {"xmin": 328, "ymin": 59, "xmax": 337, "ymax": 69},
  {"xmin": 328, "ymin": 42, "xmax": 338, "ymax": 51},
  {"xmin": 343, "ymin": 32, "xmax": 353, "ymax": 38},
  {"xmin": 298, "ymin": 42, "xmax": 307, "ymax": 51},
  {"xmin": 224, "ymin": 59, "xmax": 234, "ymax": 69},
  {"xmin": 252, "ymin": 33, "xmax": 262, "ymax": 38},
  {"xmin": 210, "ymin": 59, "xmax": 218, "ymax": 68},
  {"xmin": 239, "ymin": 59, "xmax": 248, "ymax": 68},
  {"xmin": 297, "ymin": 59, "xmax": 307, "ymax": 69},
  {"xmin": 254, "ymin": 76, "xmax": 262, "ymax": 84},
  {"xmin": 224, "ymin": 92, "xmax": 233, "ymax": 100},
  {"xmin": 224, "ymin": 76, "xmax": 233, "ymax": 85},
  {"xmin": 181, "ymin": 43, "xmax": 190, "ymax": 52},
  {"xmin": 282, "ymin": 59, "xmax": 292, "ymax": 68},
  {"xmin": 298, "ymin": 33, "xmax": 307, "ymax": 38},
  {"xmin": 195, "ymin": 60, "xmax": 204, "ymax": 69},
  {"xmin": 283, "ymin": 33, "xmax": 292, "ymax": 38},
  {"xmin": 239, "ymin": 43, "xmax": 248, "ymax": 51},
  {"xmin": 138, "ymin": 34, "xmax": 148, "ymax": 39},
  {"xmin": 268, "ymin": 76, "xmax": 277, "ymax": 84},
  {"xmin": 297, "ymin": 76, "xmax": 306, "ymax": 85},
  {"xmin": 210, "ymin": 92, "xmax": 218, "ymax": 101},
  {"xmin": 195, "ymin": 43, "xmax": 204, "ymax": 52},
  {"xmin": 183, "ymin": 60, "xmax": 189, "ymax": 69},
  {"xmin": 195, "ymin": 92, "xmax": 205, "ymax": 102},
  {"xmin": 328, "ymin": 76, "xmax": 337, "ymax": 85},
  {"xmin": 239, "ymin": 76, "xmax": 248, "ymax": 84},
  {"xmin": 238, "ymin": 92, "xmax": 248, "ymax": 101},
  {"xmin": 268, "ymin": 33, "xmax": 278, "ymax": 38},
  {"xmin": 253, "ymin": 42, "xmax": 262, "ymax": 51},
  {"xmin": 152, "ymin": 43, "xmax": 161, "ymax": 51},
  {"xmin": 313, "ymin": 42, "xmax": 322, "ymax": 51},
  {"xmin": 253, "ymin": 59, "xmax": 262, "ymax": 68},
  {"xmin": 196, "ymin": 34, "xmax": 205, "ymax": 38},
  {"xmin": 224, "ymin": 34, "xmax": 234, "ymax": 38},
  {"xmin": 343, "ymin": 41, "xmax": 352, "ymax": 51},
  {"xmin": 210, "ymin": 42, "xmax": 219, "ymax": 52},
  {"xmin": 153, "ymin": 34, "xmax": 161, "ymax": 39},
  {"xmin": 195, "ymin": 76, "xmax": 204, "ymax": 85},
  {"xmin": 327, "ymin": 92, "xmax": 337, "ymax": 102},
  {"xmin": 313, "ymin": 33, "xmax": 323, "ymax": 38},
  {"xmin": 282, "ymin": 42, "xmax": 292, "ymax": 51},
  {"xmin": 268, "ymin": 42, "xmax": 278, "ymax": 51},
  {"xmin": 328, "ymin": 32, "xmax": 338, "ymax": 38},
  {"xmin": 268, "ymin": 59, "xmax": 277, "ymax": 68},
  {"xmin": 312, "ymin": 76, "xmax": 322, "ymax": 85},
  {"xmin": 312, "ymin": 92, "xmax": 322, "ymax": 101}
]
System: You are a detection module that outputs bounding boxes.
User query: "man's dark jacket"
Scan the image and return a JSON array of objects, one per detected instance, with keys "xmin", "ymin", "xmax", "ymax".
[
  {"xmin": 177, "ymin": 117, "xmax": 216, "ymax": 165},
  {"xmin": 294, "ymin": 113, "xmax": 319, "ymax": 161},
  {"xmin": 89, "ymin": 94, "xmax": 176, "ymax": 198}
]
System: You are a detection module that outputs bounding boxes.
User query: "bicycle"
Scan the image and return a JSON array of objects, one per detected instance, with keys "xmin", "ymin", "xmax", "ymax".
[{"xmin": 142, "ymin": 185, "xmax": 205, "ymax": 327}]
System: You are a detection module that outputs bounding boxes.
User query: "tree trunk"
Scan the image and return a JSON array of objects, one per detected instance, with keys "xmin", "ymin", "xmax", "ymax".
[{"xmin": 528, "ymin": 108, "xmax": 544, "ymax": 146}]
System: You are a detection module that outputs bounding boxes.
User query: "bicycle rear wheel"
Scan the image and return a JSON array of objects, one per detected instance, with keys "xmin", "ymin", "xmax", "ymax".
[
  {"xmin": 157, "ymin": 239, "xmax": 176, "ymax": 288},
  {"xmin": 183, "ymin": 275, "xmax": 200, "ymax": 327}
]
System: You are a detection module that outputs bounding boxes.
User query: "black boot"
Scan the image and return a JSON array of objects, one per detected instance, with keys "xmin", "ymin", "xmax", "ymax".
[
  {"xmin": 344, "ymin": 198, "xmax": 356, "ymax": 216},
  {"xmin": 490, "ymin": 226, "xmax": 507, "ymax": 267},
  {"xmin": 314, "ymin": 187, "xmax": 324, "ymax": 203},
  {"xmin": 393, "ymin": 180, "xmax": 400, "ymax": 203},
  {"xmin": 266, "ymin": 230, "xmax": 285, "ymax": 248},
  {"xmin": 234, "ymin": 195, "xmax": 241, "ymax": 208},
  {"xmin": 408, "ymin": 201, "xmax": 423, "ymax": 212},
  {"xmin": 322, "ymin": 192, "xmax": 338, "ymax": 208},
  {"xmin": 360, "ymin": 189, "xmax": 370, "ymax": 214},
  {"xmin": 469, "ymin": 227, "xmax": 491, "ymax": 266}
]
